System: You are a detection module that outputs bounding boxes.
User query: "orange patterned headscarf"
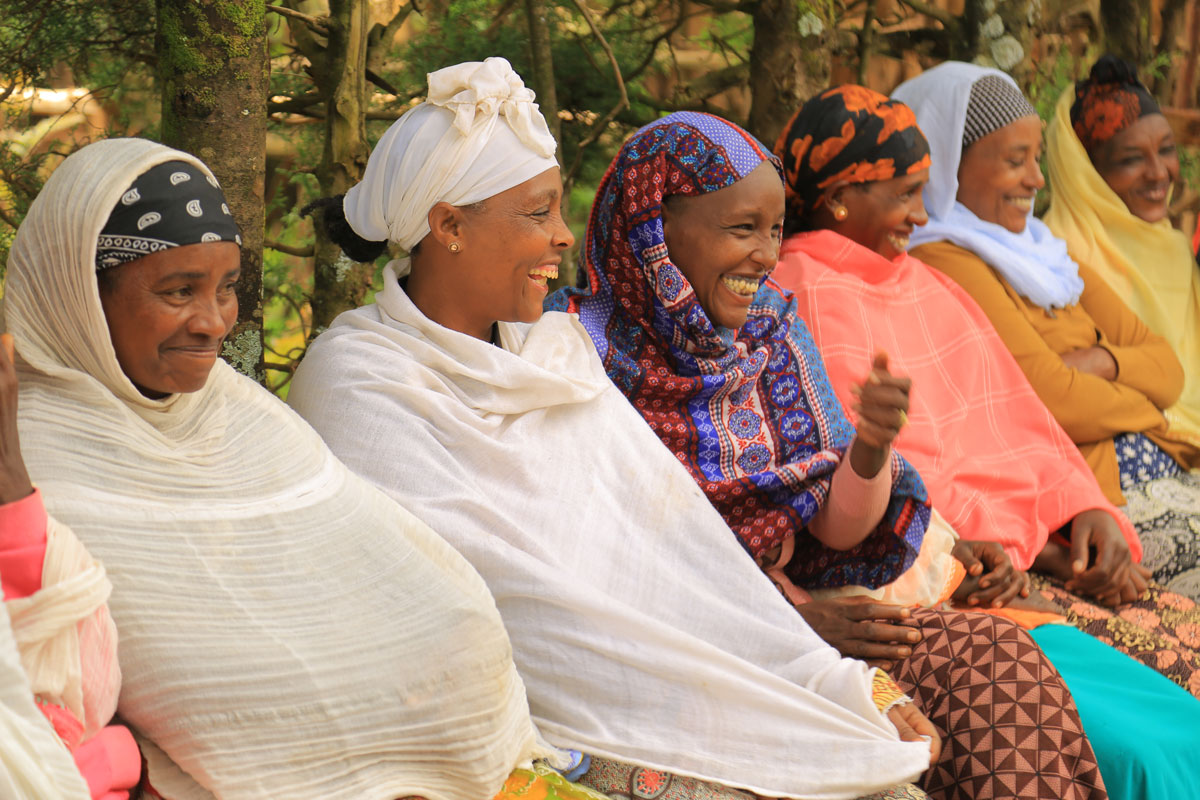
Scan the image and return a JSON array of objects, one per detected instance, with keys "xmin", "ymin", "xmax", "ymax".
[
  {"xmin": 1070, "ymin": 55, "xmax": 1160, "ymax": 154},
  {"xmin": 775, "ymin": 85, "xmax": 930, "ymax": 228}
]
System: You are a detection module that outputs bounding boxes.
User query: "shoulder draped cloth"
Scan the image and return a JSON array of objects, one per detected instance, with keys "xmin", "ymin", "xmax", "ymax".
[
  {"xmin": 5, "ymin": 138, "xmax": 543, "ymax": 800},
  {"xmin": 1044, "ymin": 87, "xmax": 1200, "ymax": 449},
  {"xmin": 774, "ymin": 229, "xmax": 1141, "ymax": 569},
  {"xmin": 551, "ymin": 111, "xmax": 930, "ymax": 590},
  {"xmin": 288, "ymin": 271, "xmax": 932, "ymax": 799},
  {"xmin": 0, "ymin": 599, "xmax": 90, "ymax": 798}
]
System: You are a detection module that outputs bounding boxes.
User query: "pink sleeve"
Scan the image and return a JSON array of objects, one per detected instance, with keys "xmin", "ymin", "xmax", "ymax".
[
  {"xmin": 72, "ymin": 724, "xmax": 142, "ymax": 800},
  {"xmin": 0, "ymin": 488, "xmax": 48, "ymax": 600},
  {"xmin": 808, "ymin": 444, "xmax": 892, "ymax": 550}
]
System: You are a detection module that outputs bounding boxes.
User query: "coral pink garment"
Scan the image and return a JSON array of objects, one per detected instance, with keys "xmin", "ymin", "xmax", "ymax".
[
  {"xmin": 774, "ymin": 229, "xmax": 1139, "ymax": 569},
  {"xmin": 1, "ymin": 490, "xmax": 139, "ymax": 799}
]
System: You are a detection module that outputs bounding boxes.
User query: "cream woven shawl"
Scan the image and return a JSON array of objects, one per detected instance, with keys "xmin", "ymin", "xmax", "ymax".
[
  {"xmin": 0, "ymin": 599, "xmax": 90, "ymax": 798},
  {"xmin": 288, "ymin": 267, "xmax": 932, "ymax": 800},
  {"xmin": 5, "ymin": 138, "xmax": 542, "ymax": 800}
]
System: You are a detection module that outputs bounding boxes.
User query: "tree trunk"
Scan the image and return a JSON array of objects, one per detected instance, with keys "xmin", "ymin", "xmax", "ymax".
[
  {"xmin": 1100, "ymin": 0, "xmax": 1150, "ymax": 64},
  {"xmin": 747, "ymin": 0, "xmax": 830, "ymax": 147},
  {"xmin": 309, "ymin": 0, "xmax": 375, "ymax": 336},
  {"xmin": 524, "ymin": 0, "xmax": 562, "ymax": 160},
  {"xmin": 157, "ymin": 0, "xmax": 268, "ymax": 382}
]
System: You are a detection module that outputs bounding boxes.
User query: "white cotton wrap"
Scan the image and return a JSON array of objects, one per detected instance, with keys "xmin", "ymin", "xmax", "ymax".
[
  {"xmin": 5, "ymin": 137, "xmax": 544, "ymax": 800},
  {"xmin": 288, "ymin": 266, "xmax": 933, "ymax": 800},
  {"xmin": 0, "ymin": 600, "xmax": 90, "ymax": 799},
  {"xmin": 343, "ymin": 57, "xmax": 560, "ymax": 254}
]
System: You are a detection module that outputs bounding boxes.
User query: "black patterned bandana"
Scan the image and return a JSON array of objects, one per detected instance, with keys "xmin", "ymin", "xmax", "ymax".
[
  {"xmin": 95, "ymin": 160, "xmax": 242, "ymax": 271},
  {"xmin": 962, "ymin": 74, "xmax": 1039, "ymax": 149}
]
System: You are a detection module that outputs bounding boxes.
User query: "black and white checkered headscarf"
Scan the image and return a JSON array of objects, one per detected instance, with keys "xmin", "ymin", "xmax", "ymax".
[
  {"xmin": 961, "ymin": 74, "xmax": 1039, "ymax": 149},
  {"xmin": 95, "ymin": 160, "xmax": 242, "ymax": 271}
]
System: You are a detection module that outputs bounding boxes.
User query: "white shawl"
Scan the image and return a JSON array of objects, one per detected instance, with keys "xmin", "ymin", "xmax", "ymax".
[
  {"xmin": 0, "ymin": 599, "xmax": 90, "ymax": 798},
  {"xmin": 5, "ymin": 138, "xmax": 542, "ymax": 800},
  {"xmin": 288, "ymin": 266, "xmax": 932, "ymax": 800}
]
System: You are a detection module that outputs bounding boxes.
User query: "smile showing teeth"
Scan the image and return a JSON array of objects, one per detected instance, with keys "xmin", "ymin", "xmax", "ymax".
[
  {"xmin": 1006, "ymin": 197, "xmax": 1032, "ymax": 211},
  {"xmin": 886, "ymin": 233, "xmax": 910, "ymax": 252},
  {"xmin": 528, "ymin": 264, "xmax": 559, "ymax": 288},
  {"xmin": 720, "ymin": 274, "xmax": 760, "ymax": 297}
]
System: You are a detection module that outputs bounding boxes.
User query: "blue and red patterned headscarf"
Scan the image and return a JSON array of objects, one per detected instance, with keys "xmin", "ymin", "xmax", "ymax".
[{"xmin": 550, "ymin": 111, "xmax": 929, "ymax": 590}]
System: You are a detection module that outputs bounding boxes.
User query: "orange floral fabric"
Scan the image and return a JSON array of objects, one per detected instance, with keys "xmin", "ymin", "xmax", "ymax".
[
  {"xmin": 1070, "ymin": 55, "xmax": 1160, "ymax": 154},
  {"xmin": 775, "ymin": 84, "xmax": 930, "ymax": 221}
]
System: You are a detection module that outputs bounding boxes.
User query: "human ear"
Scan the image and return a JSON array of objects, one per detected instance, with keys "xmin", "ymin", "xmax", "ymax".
[{"xmin": 426, "ymin": 202, "xmax": 468, "ymax": 250}]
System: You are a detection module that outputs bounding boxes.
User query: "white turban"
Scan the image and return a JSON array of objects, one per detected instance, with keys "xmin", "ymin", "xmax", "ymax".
[{"xmin": 344, "ymin": 57, "xmax": 559, "ymax": 253}]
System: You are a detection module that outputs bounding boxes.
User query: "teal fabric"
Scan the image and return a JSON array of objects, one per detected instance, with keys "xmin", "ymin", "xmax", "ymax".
[{"xmin": 1031, "ymin": 623, "xmax": 1200, "ymax": 800}]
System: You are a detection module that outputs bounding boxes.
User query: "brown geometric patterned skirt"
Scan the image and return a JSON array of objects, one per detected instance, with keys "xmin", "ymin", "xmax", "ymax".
[
  {"xmin": 1029, "ymin": 574, "xmax": 1200, "ymax": 698},
  {"xmin": 892, "ymin": 609, "xmax": 1108, "ymax": 800}
]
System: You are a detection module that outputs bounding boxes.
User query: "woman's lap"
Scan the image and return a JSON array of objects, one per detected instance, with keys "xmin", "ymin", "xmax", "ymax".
[
  {"xmin": 1030, "ymin": 573, "xmax": 1200, "ymax": 698},
  {"xmin": 576, "ymin": 757, "xmax": 926, "ymax": 799},
  {"xmin": 891, "ymin": 608, "xmax": 1106, "ymax": 800}
]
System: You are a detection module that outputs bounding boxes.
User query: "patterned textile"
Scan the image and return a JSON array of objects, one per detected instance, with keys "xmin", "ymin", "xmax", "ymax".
[
  {"xmin": 775, "ymin": 85, "xmax": 931, "ymax": 221},
  {"xmin": 577, "ymin": 757, "xmax": 928, "ymax": 800},
  {"xmin": 871, "ymin": 667, "xmax": 910, "ymax": 713},
  {"xmin": 1030, "ymin": 574, "xmax": 1200, "ymax": 697},
  {"xmin": 894, "ymin": 609, "xmax": 1107, "ymax": 800},
  {"xmin": 961, "ymin": 74, "xmax": 1038, "ymax": 148},
  {"xmin": 495, "ymin": 765, "xmax": 618, "ymax": 800},
  {"xmin": 96, "ymin": 160, "xmax": 240, "ymax": 270},
  {"xmin": 1070, "ymin": 55, "xmax": 1160, "ymax": 154},
  {"xmin": 550, "ymin": 111, "xmax": 930, "ymax": 589}
]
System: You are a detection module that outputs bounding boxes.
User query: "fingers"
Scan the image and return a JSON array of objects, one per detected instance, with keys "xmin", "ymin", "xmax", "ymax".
[
  {"xmin": 840, "ymin": 599, "xmax": 913, "ymax": 622},
  {"xmin": 888, "ymin": 704, "xmax": 942, "ymax": 765},
  {"xmin": 0, "ymin": 334, "xmax": 12, "ymax": 365},
  {"xmin": 951, "ymin": 541, "xmax": 984, "ymax": 577},
  {"xmin": 1069, "ymin": 523, "xmax": 1092, "ymax": 576}
]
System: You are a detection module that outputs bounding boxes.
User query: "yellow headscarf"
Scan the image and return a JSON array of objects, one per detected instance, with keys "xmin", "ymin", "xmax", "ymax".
[{"xmin": 1045, "ymin": 86, "xmax": 1200, "ymax": 449}]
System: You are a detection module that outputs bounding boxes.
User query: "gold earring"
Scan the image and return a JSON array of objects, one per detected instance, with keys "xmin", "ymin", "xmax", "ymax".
[
  {"xmin": 448, "ymin": 242, "xmax": 461, "ymax": 253},
  {"xmin": 833, "ymin": 205, "xmax": 849, "ymax": 221}
]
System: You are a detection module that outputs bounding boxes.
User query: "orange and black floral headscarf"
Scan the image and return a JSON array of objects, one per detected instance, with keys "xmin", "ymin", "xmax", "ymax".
[
  {"xmin": 1070, "ymin": 55, "xmax": 1160, "ymax": 155},
  {"xmin": 775, "ymin": 85, "xmax": 930, "ymax": 228}
]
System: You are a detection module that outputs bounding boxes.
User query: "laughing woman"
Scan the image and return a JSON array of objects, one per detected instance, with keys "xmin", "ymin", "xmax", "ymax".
[
  {"xmin": 766, "ymin": 84, "xmax": 1200, "ymax": 799},
  {"xmin": 552, "ymin": 110, "xmax": 1108, "ymax": 800},
  {"xmin": 894, "ymin": 62, "xmax": 1200, "ymax": 599},
  {"xmin": 289, "ymin": 58, "xmax": 937, "ymax": 800},
  {"xmin": 1043, "ymin": 56, "xmax": 1200, "ymax": 590}
]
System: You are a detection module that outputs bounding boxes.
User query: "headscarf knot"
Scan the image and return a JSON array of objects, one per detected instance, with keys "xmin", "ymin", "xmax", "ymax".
[{"xmin": 426, "ymin": 57, "xmax": 556, "ymax": 159}]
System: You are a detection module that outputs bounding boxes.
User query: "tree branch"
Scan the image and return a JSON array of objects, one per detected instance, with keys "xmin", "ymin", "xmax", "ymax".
[
  {"xmin": 564, "ymin": 0, "xmax": 629, "ymax": 191},
  {"xmin": 367, "ymin": 3, "xmax": 415, "ymax": 77},
  {"xmin": 365, "ymin": 68, "xmax": 400, "ymax": 96},
  {"xmin": 265, "ymin": 240, "xmax": 315, "ymax": 257},
  {"xmin": 857, "ymin": 0, "xmax": 878, "ymax": 84},
  {"xmin": 268, "ymin": 91, "xmax": 324, "ymax": 114},
  {"xmin": 266, "ymin": 4, "xmax": 330, "ymax": 35}
]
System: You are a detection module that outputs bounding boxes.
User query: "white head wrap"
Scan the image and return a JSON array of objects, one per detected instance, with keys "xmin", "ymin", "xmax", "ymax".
[
  {"xmin": 894, "ymin": 62, "xmax": 1085, "ymax": 310},
  {"xmin": 343, "ymin": 57, "xmax": 559, "ymax": 256}
]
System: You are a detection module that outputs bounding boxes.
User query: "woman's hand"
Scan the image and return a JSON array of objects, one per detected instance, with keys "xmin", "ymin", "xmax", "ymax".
[
  {"xmin": 0, "ymin": 334, "xmax": 33, "ymax": 505},
  {"xmin": 887, "ymin": 702, "xmax": 942, "ymax": 765},
  {"xmin": 849, "ymin": 352, "xmax": 911, "ymax": 479},
  {"xmin": 1062, "ymin": 508, "xmax": 1149, "ymax": 606},
  {"xmin": 951, "ymin": 540, "xmax": 1030, "ymax": 608},
  {"xmin": 796, "ymin": 596, "xmax": 921, "ymax": 670},
  {"xmin": 1060, "ymin": 346, "xmax": 1118, "ymax": 380}
]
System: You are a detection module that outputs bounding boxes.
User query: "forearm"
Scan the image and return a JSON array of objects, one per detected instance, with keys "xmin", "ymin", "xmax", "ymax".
[{"xmin": 808, "ymin": 443, "xmax": 892, "ymax": 550}]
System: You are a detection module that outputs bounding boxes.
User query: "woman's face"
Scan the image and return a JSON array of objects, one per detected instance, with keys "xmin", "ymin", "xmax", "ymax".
[
  {"xmin": 956, "ymin": 115, "xmax": 1045, "ymax": 233},
  {"xmin": 661, "ymin": 161, "xmax": 785, "ymax": 330},
  {"xmin": 99, "ymin": 241, "xmax": 240, "ymax": 398},
  {"xmin": 1092, "ymin": 113, "xmax": 1179, "ymax": 223},
  {"xmin": 833, "ymin": 168, "xmax": 930, "ymax": 259},
  {"xmin": 453, "ymin": 167, "xmax": 574, "ymax": 331}
]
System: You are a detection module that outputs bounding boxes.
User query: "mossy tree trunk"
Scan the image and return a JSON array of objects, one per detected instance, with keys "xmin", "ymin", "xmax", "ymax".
[
  {"xmin": 954, "ymin": 0, "xmax": 1037, "ymax": 83},
  {"xmin": 157, "ymin": 0, "xmax": 268, "ymax": 382},
  {"xmin": 747, "ymin": 0, "xmax": 830, "ymax": 148},
  {"xmin": 1100, "ymin": 0, "xmax": 1150, "ymax": 65},
  {"xmin": 524, "ymin": 0, "xmax": 561, "ymax": 160}
]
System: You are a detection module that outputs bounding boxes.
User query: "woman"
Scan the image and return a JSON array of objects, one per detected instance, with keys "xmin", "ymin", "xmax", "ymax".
[
  {"xmin": 1044, "ymin": 56, "xmax": 1200, "ymax": 591},
  {"xmin": 0, "ymin": 329, "xmax": 138, "ymax": 800},
  {"xmin": 289, "ymin": 58, "xmax": 935, "ymax": 800},
  {"xmin": 4, "ymin": 135, "xmax": 614, "ymax": 800},
  {"xmin": 893, "ymin": 62, "xmax": 1200, "ymax": 599},
  {"xmin": 550, "ymin": 109, "xmax": 1107, "ymax": 800},
  {"xmin": 767, "ymin": 84, "xmax": 1200, "ymax": 798}
]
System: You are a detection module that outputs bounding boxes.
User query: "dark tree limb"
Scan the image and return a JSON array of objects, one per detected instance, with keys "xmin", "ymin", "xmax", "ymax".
[
  {"xmin": 266, "ymin": 3, "xmax": 330, "ymax": 35},
  {"xmin": 563, "ymin": 0, "xmax": 629, "ymax": 192},
  {"xmin": 857, "ymin": 0, "xmax": 878, "ymax": 84},
  {"xmin": 265, "ymin": 240, "xmax": 315, "ymax": 257}
]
